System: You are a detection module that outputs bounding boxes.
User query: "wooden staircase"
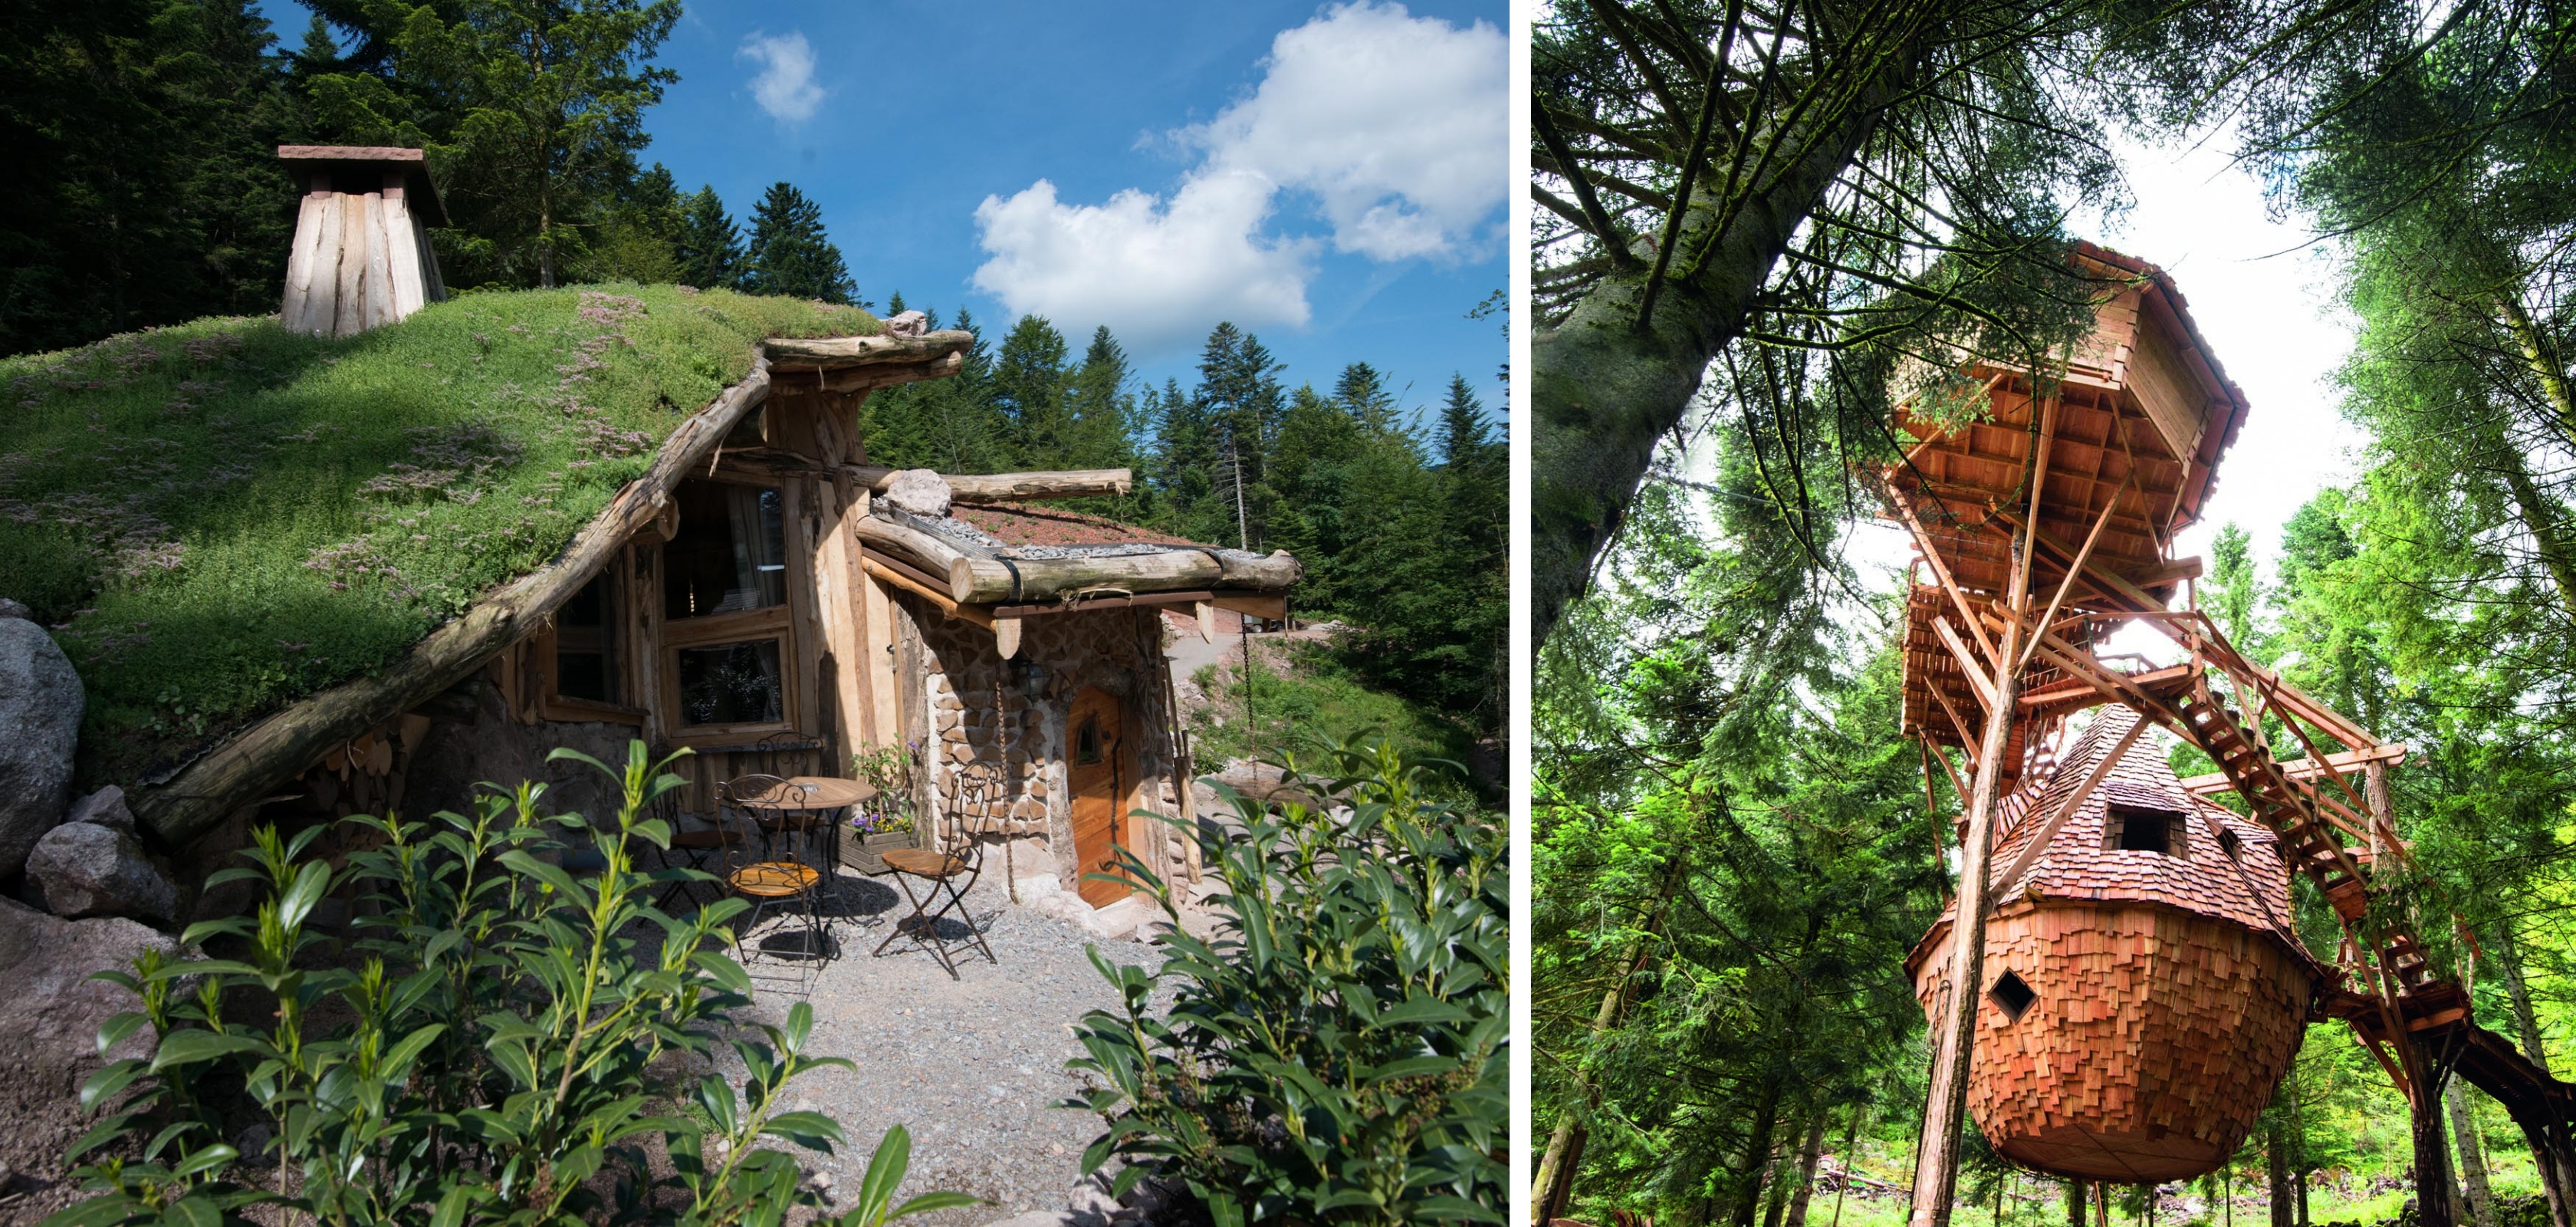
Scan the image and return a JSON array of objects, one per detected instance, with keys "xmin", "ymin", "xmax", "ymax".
[{"xmin": 2111, "ymin": 627, "xmax": 2566, "ymax": 1123}]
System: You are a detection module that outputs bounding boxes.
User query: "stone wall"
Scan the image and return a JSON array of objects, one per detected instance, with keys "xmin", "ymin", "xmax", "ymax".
[{"xmin": 899, "ymin": 597, "xmax": 1200, "ymax": 894}]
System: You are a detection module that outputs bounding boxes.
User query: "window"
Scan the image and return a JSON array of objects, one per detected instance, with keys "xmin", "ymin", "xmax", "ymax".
[
  {"xmin": 529, "ymin": 566, "xmax": 642, "ymax": 725},
  {"xmin": 2106, "ymin": 803, "xmax": 2185, "ymax": 856},
  {"xmin": 554, "ymin": 574, "xmax": 618, "ymax": 703},
  {"xmin": 1989, "ymin": 970, "xmax": 2038, "ymax": 1022},
  {"xmin": 665, "ymin": 481, "xmax": 786, "ymax": 620},
  {"xmin": 676, "ymin": 640, "xmax": 784, "ymax": 726},
  {"xmin": 658, "ymin": 479, "xmax": 797, "ymax": 737},
  {"xmin": 1076, "ymin": 715, "xmax": 1102, "ymax": 765}
]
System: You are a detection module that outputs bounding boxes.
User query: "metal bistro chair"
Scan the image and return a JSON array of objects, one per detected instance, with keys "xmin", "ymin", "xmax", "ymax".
[
  {"xmin": 872, "ymin": 771, "xmax": 998, "ymax": 979},
  {"xmin": 655, "ymin": 785, "xmax": 757, "ymax": 914},
  {"xmin": 718, "ymin": 774, "xmax": 830, "ymax": 985}
]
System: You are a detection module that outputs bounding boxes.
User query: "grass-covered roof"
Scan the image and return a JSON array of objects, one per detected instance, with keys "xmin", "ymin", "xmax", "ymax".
[{"xmin": 1, "ymin": 285, "xmax": 878, "ymax": 784}]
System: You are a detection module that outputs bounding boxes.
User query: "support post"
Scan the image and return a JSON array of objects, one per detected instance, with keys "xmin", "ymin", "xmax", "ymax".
[{"xmin": 1907, "ymin": 613, "xmax": 2026, "ymax": 1227}]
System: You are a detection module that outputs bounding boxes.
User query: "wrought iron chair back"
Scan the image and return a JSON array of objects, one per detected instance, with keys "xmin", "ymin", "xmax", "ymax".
[{"xmin": 871, "ymin": 760, "xmax": 998, "ymax": 978}]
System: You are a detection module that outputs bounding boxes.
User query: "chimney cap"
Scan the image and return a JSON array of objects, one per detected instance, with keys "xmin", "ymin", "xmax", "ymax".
[{"xmin": 276, "ymin": 145, "xmax": 445, "ymax": 227}]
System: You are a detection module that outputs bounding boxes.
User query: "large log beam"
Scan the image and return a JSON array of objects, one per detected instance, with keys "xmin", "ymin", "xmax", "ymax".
[
  {"xmin": 853, "ymin": 513, "xmax": 1300, "ymax": 604},
  {"xmin": 762, "ymin": 331, "xmax": 974, "ymax": 370},
  {"xmin": 2180, "ymin": 742, "xmax": 2410, "ymax": 795},
  {"xmin": 820, "ymin": 351, "xmax": 963, "ymax": 393},
  {"xmin": 843, "ymin": 465, "xmax": 1133, "ymax": 502},
  {"xmin": 131, "ymin": 359, "xmax": 776, "ymax": 845},
  {"xmin": 944, "ymin": 545, "xmax": 1300, "ymax": 604}
]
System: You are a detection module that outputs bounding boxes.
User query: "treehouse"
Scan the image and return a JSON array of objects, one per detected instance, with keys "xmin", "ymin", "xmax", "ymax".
[
  {"xmin": 1904, "ymin": 707, "xmax": 2317, "ymax": 1182},
  {"xmin": 1891, "ymin": 242, "xmax": 2252, "ymax": 796},
  {"xmin": 105, "ymin": 149, "xmax": 1300, "ymax": 923},
  {"xmin": 1885, "ymin": 245, "xmax": 2349, "ymax": 1189}
]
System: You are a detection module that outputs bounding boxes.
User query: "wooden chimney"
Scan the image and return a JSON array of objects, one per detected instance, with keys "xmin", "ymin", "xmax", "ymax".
[{"xmin": 277, "ymin": 145, "xmax": 449, "ymax": 337}]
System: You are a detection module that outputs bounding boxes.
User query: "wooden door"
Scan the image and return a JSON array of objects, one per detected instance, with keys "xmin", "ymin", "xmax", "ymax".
[{"xmin": 1068, "ymin": 687, "xmax": 1132, "ymax": 906}]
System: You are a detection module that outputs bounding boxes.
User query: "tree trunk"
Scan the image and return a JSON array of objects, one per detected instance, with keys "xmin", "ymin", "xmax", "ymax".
[
  {"xmin": 2450, "ymin": 1079, "xmax": 2495, "ymax": 1227},
  {"xmin": 2495, "ymin": 925, "xmax": 2576, "ymax": 1227},
  {"xmin": 1785, "ymin": 1110, "xmax": 1833, "ymax": 1227},
  {"xmin": 1736, "ymin": 1082, "xmax": 1786, "ymax": 1227},
  {"xmin": 2498, "ymin": 293, "xmax": 2576, "ymax": 456},
  {"xmin": 1537, "ymin": 1120, "xmax": 1588, "ymax": 1225},
  {"xmin": 1529, "ymin": 51, "xmax": 1921, "ymax": 648},
  {"xmin": 2495, "ymin": 449, "xmax": 2576, "ymax": 620},
  {"xmin": 2068, "ymin": 1179, "xmax": 2086, "ymax": 1227},
  {"xmin": 1910, "ymin": 615, "xmax": 2026, "ymax": 1227},
  {"xmin": 2268, "ymin": 1117, "xmax": 2294, "ymax": 1227},
  {"xmin": 1763, "ymin": 1137, "xmax": 1797, "ymax": 1227},
  {"xmin": 2412, "ymin": 1067, "xmax": 2460, "ymax": 1227},
  {"xmin": 1532, "ymin": 854, "xmax": 1687, "ymax": 1223}
]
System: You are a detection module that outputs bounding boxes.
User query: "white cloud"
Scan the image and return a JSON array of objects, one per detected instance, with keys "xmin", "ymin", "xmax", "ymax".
[
  {"xmin": 738, "ymin": 31, "xmax": 825, "ymax": 123},
  {"xmin": 971, "ymin": 173, "xmax": 1314, "ymax": 351},
  {"xmin": 969, "ymin": 2, "xmax": 1503, "ymax": 350},
  {"xmin": 1189, "ymin": 2, "xmax": 1507, "ymax": 261}
]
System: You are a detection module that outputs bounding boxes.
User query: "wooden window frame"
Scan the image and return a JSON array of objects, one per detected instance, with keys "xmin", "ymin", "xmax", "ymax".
[
  {"xmin": 2104, "ymin": 802, "xmax": 2187, "ymax": 857},
  {"xmin": 534, "ymin": 564, "xmax": 648, "ymax": 726},
  {"xmin": 657, "ymin": 474, "xmax": 810, "ymax": 748}
]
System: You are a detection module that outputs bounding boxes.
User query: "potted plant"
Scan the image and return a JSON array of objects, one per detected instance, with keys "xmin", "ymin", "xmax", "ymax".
[{"xmin": 840, "ymin": 742, "xmax": 922, "ymax": 873}]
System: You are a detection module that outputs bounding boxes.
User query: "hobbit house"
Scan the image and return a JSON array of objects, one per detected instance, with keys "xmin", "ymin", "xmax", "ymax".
[{"xmin": 3, "ymin": 146, "xmax": 1296, "ymax": 936}]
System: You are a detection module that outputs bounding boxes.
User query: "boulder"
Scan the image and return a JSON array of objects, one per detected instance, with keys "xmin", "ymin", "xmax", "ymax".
[
  {"xmin": 0, "ymin": 896, "xmax": 179, "ymax": 1202},
  {"xmin": 62, "ymin": 786, "xmax": 133, "ymax": 833},
  {"xmin": 883, "ymin": 469, "xmax": 953, "ymax": 518},
  {"xmin": 0, "ymin": 617, "xmax": 81, "ymax": 877},
  {"xmin": 0, "ymin": 597, "xmax": 27, "ymax": 620},
  {"xmin": 26, "ymin": 821, "xmax": 178, "ymax": 923},
  {"xmin": 882, "ymin": 309, "xmax": 930, "ymax": 338}
]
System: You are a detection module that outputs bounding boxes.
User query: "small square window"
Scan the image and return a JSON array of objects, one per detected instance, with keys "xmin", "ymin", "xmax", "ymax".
[
  {"xmin": 1990, "ymin": 970, "xmax": 2037, "ymax": 1022},
  {"xmin": 1076, "ymin": 716, "xmax": 1102, "ymax": 765},
  {"xmin": 675, "ymin": 639, "xmax": 784, "ymax": 726},
  {"xmin": 2106, "ymin": 804, "xmax": 2185, "ymax": 856}
]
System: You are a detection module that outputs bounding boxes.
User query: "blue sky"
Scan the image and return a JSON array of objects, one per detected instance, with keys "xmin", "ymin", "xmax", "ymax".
[{"xmin": 274, "ymin": 1, "xmax": 1510, "ymax": 424}]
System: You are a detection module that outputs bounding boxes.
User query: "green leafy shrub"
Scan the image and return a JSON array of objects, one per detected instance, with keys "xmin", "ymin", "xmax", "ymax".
[
  {"xmin": 49, "ymin": 741, "xmax": 974, "ymax": 1227},
  {"xmin": 1066, "ymin": 739, "xmax": 1507, "ymax": 1225}
]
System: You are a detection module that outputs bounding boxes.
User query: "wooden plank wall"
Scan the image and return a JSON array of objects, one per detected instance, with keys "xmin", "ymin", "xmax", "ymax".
[
  {"xmin": 1914, "ymin": 900, "xmax": 2312, "ymax": 1182},
  {"xmin": 280, "ymin": 169, "xmax": 444, "ymax": 338}
]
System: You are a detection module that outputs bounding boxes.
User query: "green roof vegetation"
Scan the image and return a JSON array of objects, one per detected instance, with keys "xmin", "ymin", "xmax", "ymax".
[{"xmin": 0, "ymin": 284, "xmax": 876, "ymax": 782}]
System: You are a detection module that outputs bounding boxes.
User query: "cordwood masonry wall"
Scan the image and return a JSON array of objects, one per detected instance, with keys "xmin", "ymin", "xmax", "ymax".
[{"xmin": 890, "ymin": 594, "xmax": 1201, "ymax": 899}]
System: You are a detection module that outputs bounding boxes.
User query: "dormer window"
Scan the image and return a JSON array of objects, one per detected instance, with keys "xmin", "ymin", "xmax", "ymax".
[{"xmin": 2106, "ymin": 803, "xmax": 2187, "ymax": 856}]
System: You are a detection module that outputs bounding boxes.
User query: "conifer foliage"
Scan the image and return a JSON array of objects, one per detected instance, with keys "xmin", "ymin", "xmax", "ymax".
[
  {"xmin": 860, "ymin": 308, "xmax": 1509, "ymax": 736},
  {"xmin": 742, "ymin": 181, "xmax": 859, "ymax": 306}
]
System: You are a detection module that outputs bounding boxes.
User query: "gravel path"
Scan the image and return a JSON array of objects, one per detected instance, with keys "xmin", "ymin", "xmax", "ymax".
[{"xmin": 712, "ymin": 866, "xmax": 1178, "ymax": 1226}]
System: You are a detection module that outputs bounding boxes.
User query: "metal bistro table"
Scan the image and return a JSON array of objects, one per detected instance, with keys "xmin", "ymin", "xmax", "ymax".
[{"xmin": 751, "ymin": 776, "xmax": 879, "ymax": 917}]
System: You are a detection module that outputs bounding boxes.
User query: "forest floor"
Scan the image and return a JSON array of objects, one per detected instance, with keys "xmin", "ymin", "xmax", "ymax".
[{"xmin": 1808, "ymin": 1144, "xmax": 2555, "ymax": 1227}]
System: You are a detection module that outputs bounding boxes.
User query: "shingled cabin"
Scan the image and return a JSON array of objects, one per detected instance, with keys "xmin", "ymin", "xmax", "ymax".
[{"xmin": 0, "ymin": 146, "xmax": 1296, "ymax": 931}]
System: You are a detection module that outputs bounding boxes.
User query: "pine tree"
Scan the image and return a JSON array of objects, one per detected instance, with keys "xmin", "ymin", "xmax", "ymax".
[
  {"xmin": 1063, "ymin": 327, "xmax": 1141, "ymax": 474},
  {"xmin": 297, "ymin": 0, "xmax": 682, "ymax": 288},
  {"xmin": 993, "ymin": 314, "xmax": 1070, "ymax": 465},
  {"xmin": 675, "ymin": 185, "xmax": 742, "ymax": 290},
  {"xmin": 577, "ymin": 160, "xmax": 682, "ymax": 282},
  {"xmin": 1188, "ymin": 323, "xmax": 1285, "ymax": 551},
  {"xmin": 0, "ymin": 0, "xmax": 301, "ymax": 354},
  {"xmin": 1334, "ymin": 361, "xmax": 1404, "ymax": 436},
  {"xmin": 742, "ymin": 181, "xmax": 858, "ymax": 305}
]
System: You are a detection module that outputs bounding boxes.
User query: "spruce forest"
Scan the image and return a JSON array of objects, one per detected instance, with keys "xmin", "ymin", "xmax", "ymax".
[
  {"xmin": 1534, "ymin": 3, "xmax": 2576, "ymax": 1227},
  {"xmin": 0, "ymin": 0, "xmax": 1505, "ymax": 753}
]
